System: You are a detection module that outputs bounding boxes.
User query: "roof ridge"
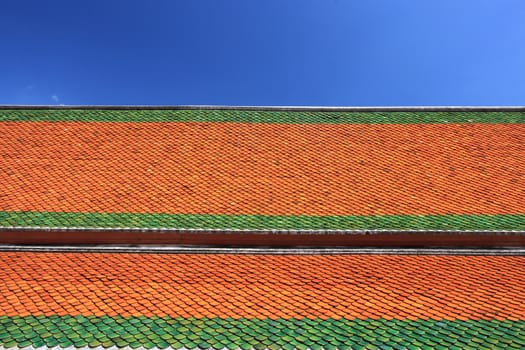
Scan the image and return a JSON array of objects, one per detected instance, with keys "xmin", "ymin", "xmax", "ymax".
[{"xmin": 1, "ymin": 105, "xmax": 525, "ymax": 111}]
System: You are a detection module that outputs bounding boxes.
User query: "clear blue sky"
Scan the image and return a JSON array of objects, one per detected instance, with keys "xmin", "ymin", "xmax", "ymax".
[{"xmin": 1, "ymin": 0, "xmax": 524, "ymax": 106}]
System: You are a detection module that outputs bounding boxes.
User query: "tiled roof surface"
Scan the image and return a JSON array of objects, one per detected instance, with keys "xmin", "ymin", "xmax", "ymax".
[
  {"xmin": 0, "ymin": 252, "xmax": 524, "ymax": 349},
  {"xmin": 1, "ymin": 108, "xmax": 524, "ymax": 230},
  {"xmin": 1, "ymin": 107, "xmax": 525, "ymax": 349}
]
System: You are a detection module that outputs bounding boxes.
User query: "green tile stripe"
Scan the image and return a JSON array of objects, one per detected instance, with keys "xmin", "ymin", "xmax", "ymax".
[
  {"xmin": 0, "ymin": 316, "xmax": 523, "ymax": 349},
  {"xmin": 0, "ymin": 109, "xmax": 524, "ymax": 124},
  {"xmin": 1, "ymin": 211, "xmax": 524, "ymax": 230}
]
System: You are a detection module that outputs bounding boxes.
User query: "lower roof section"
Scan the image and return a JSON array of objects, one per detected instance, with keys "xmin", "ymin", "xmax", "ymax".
[
  {"xmin": 4, "ymin": 252, "xmax": 523, "ymax": 320},
  {"xmin": 0, "ymin": 251, "xmax": 524, "ymax": 348}
]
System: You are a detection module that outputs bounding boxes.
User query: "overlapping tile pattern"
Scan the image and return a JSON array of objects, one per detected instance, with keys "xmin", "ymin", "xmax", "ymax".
[
  {"xmin": 1, "ymin": 109, "xmax": 524, "ymax": 230},
  {"xmin": 1, "ymin": 108, "xmax": 525, "ymax": 348},
  {"xmin": 2, "ymin": 108, "xmax": 524, "ymax": 124},
  {"xmin": 0, "ymin": 252, "xmax": 524, "ymax": 348},
  {"xmin": 1, "ymin": 316, "xmax": 523, "ymax": 349}
]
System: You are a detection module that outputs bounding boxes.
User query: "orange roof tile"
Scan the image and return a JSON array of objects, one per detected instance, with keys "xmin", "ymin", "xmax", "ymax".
[
  {"xmin": 1, "ymin": 107, "xmax": 525, "ymax": 348},
  {"xmin": 1, "ymin": 251, "xmax": 524, "ymax": 349},
  {"xmin": 1, "ymin": 108, "xmax": 524, "ymax": 232},
  {"xmin": 1, "ymin": 252, "xmax": 524, "ymax": 320}
]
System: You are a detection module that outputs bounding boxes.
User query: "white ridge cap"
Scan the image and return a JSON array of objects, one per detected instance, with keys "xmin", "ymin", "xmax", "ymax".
[{"xmin": 0, "ymin": 105, "xmax": 525, "ymax": 111}]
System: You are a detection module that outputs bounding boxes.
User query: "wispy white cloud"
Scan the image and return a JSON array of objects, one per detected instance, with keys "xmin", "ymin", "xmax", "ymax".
[{"xmin": 51, "ymin": 94, "xmax": 59, "ymax": 102}]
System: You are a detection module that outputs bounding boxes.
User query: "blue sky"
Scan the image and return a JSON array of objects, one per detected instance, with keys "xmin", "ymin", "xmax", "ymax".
[{"xmin": 1, "ymin": 0, "xmax": 524, "ymax": 106}]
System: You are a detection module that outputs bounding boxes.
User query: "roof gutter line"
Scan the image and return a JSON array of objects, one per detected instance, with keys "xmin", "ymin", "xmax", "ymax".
[
  {"xmin": 2, "ymin": 226, "xmax": 524, "ymax": 235},
  {"xmin": 1, "ymin": 245, "xmax": 525, "ymax": 256}
]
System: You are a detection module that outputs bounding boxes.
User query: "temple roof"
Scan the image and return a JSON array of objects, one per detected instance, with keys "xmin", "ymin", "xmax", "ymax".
[{"xmin": 0, "ymin": 106, "xmax": 524, "ymax": 348}]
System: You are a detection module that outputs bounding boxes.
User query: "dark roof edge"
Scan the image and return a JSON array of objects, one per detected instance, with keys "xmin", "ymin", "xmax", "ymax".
[
  {"xmin": 2, "ymin": 227, "xmax": 524, "ymax": 247},
  {"xmin": 1, "ymin": 105, "xmax": 525, "ymax": 112}
]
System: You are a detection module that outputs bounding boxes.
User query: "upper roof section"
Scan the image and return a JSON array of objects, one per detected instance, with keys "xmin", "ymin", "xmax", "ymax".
[{"xmin": 0, "ymin": 106, "xmax": 524, "ymax": 238}]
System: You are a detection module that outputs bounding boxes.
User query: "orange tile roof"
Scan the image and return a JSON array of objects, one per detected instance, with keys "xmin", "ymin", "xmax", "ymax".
[
  {"xmin": 1, "ymin": 107, "xmax": 525, "ymax": 349},
  {"xmin": 0, "ymin": 251, "xmax": 524, "ymax": 348},
  {"xmin": 1, "ymin": 108, "xmax": 524, "ymax": 232},
  {"xmin": 1, "ymin": 121, "xmax": 524, "ymax": 217},
  {"xmin": 1, "ymin": 252, "xmax": 523, "ymax": 320}
]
